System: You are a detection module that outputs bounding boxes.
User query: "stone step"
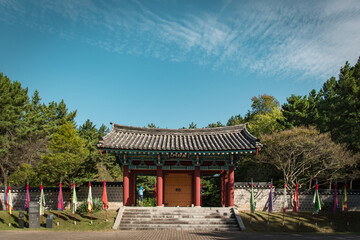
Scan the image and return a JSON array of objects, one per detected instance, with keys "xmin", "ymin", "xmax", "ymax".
[
  {"xmin": 122, "ymin": 215, "xmax": 234, "ymax": 219},
  {"xmin": 124, "ymin": 208, "xmax": 233, "ymax": 212},
  {"xmin": 124, "ymin": 218, "xmax": 234, "ymax": 221},
  {"xmin": 123, "ymin": 211, "xmax": 233, "ymax": 214},
  {"xmin": 123, "ymin": 213, "xmax": 233, "ymax": 216},
  {"xmin": 124, "ymin": 213, "xmax": 234, "ymax": 217},
  {"xmin": 118, "ymin": 226, "xmax": 240, "ymax": 231},
  {"xmin": 117, "ymin": 207, "xmax": 240, "ymax": 231},
  {"xmin": 120, "ymin": 224, "xmax": 238, "ymax": 228},
  {"xmin": 120, "ymin": 219, "xmax": 237, "ymax": 224},
  {"xmin": 123, "ymin": 212, "xmax": 234, "ymax": 216}
]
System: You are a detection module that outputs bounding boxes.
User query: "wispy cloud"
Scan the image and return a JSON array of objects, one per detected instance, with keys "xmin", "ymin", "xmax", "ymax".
[{"xmin": 1, "ymin": 0, "xmax": 360, "ymax": 80}]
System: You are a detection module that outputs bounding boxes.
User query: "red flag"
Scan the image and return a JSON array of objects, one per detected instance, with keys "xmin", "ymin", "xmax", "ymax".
[
  {"xmin": 293, "ymin": 182, "xmax": 299, "ymax": 212},
  {"xmin": 58, "ymin": 182, "xmax": 64, "ymax": 211},
  {"xmin": 25, "ymin": 184, "xmax": 30, "ymax": 212},
  {"xmin": 333, "ymin": 183, "xmax": 338, "ymax": 213},
  {"xmin": 102, "ymin": 180, "xmax": 108, "ymax": 210}
]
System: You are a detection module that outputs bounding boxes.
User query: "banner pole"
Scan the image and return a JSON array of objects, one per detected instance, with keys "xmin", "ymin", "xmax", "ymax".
[
  {"xmin": 250, "ymin": 178, "xmax": 253, "ymax": 224},
  {"xmin": 282, "ymin": 210, "xmax": 285, "ymax": 226}
]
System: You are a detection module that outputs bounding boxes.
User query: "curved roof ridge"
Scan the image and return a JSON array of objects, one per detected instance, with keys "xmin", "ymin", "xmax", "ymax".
[{"xmin": 111, "ymin": 122, "xmax": 247, "ymax": 134}]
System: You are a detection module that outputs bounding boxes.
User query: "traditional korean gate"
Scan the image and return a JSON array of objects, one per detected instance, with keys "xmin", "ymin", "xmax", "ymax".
[{"xmin": 164, "ymin": 173, "xmax": 192, "ymax": 207}]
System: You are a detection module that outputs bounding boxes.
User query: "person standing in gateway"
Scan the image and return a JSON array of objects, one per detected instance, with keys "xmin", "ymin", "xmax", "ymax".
[{"xmin": 138, "ymin": 186, "xmax": 145, "ymax": 206}]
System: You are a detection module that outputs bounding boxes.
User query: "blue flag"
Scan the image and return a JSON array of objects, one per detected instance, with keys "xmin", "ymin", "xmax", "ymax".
[
  {"xmin": 4, "ymin": 186, "xmax": 7, "ymax": 204},
  {"xmin": 268, "ymin": 183, "xmax": 273, "ymax": 213}
]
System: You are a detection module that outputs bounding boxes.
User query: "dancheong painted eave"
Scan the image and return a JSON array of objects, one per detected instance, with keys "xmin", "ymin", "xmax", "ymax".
[{"xmin": 96, "ymin": 123, "xmax": 262, "ymax": 153}]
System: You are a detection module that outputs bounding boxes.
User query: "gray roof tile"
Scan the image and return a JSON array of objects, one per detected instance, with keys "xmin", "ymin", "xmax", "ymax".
[{"xmin": 97, "ymin": 123, "xmax": 262, "ymax": 152}]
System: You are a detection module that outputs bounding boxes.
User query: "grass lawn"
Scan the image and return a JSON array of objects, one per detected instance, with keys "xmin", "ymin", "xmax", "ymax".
[
  {"xmin": 0, "ymin": 210, "xmax": 117, "ymax": 231},
  {"xmin": 240, "ymin": 211, "xmax": 360, "ymax": 233}
]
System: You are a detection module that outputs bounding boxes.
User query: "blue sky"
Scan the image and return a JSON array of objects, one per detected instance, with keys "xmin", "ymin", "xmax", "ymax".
[{"xmin": 1, "ymin": 0, "xmax": 360, "ymax": 129}]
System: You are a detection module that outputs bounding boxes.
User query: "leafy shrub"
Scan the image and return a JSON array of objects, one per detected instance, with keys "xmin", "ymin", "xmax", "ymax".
[
  {"xmin": 135, "ymin": 196, "xmax": 156, "ymax": 207},
  {"xmin": 76, "ymin": 198, "xmax": 103, "ymax": 213}
]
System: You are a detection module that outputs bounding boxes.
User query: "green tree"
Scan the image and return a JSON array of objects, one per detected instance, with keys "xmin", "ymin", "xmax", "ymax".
[
  {"xmin": 78, "ymin": 120, "xmax": 120, "ymax": 181},
  {"xmin": 317, "ymin": 58, "xmax": 360, "ymax": 153},
  {"xmin": 247, "ymin": 107, "xmax": 285, "ymax": 137},
  {"xmin": 249, "ymin": 94, "xmax": 280, "ymax": 116},
  {"xmin": 258, "ymin": 127, "xmax": 357, "ymax": 193},
  {"xmin": 244, "ymin": 94, "xmax": 284, "ymax": 136},
  {"xmin": 7, "ymin": 90, "xmax": 78, "ymax": 186},
  {"xmin": 207, "ymin": 121, "xmax": 224, "ymax": 128},
  {"xmin": 188, "ymin": 122, "xmax": 197, "ymax": 129},
  {"xmin": 8, "ymin": 163, "xmax": 39, "ymax": 186},
  {"xmin": 16, "ymin": 91, "xmax": 50, "ymax": 168},
  {"xmin": 37, "ymin": 122, "xmax": 89, "ymax": 187},
  {"xmin": 281, "ymin": 90, "xmax": 320, "ymax": 128},
  {"xmin": 201, "ymin": 175, "xmax": 220, "ymax": 207},
  {"xmin": 147, "ymin": 123, "xmax": 159, "ymax": 128},
  {"xmin": 0, "ymin": 73, "xmax": 28, "ymax": 186},
  {"xmin": 226, "ymin": 114, "xmax": 244, "ymax": 126}
]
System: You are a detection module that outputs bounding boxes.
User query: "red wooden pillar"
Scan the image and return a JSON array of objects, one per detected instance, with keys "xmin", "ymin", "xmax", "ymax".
[
  {"xmin": 228, "ymin": 166, "xmax": 235, "ymax": 207},
  {"xmin": 192, "ymin": 174, "xmax": 195, "ymax": 205},
  {"xmin": 129, "ymin": 171, "xmax": 136, "ymax": 206},
  {"xmin": 123, "ymin": 165, "xmax": 130, "ymax": 206},
  {"xmin": 224, "ymin": 170, "xmax": 229, "ymax": 207},
  {"xmin": 195, "ymin": 166, "xmax": 201, "ymax": 207},
  {"xmin": 156, "ymin": 166, "xmax": 163, "ymax": 206},
  {"xmin": 220, "ymin": 172, "xmax": 224, "ymax": 207}
]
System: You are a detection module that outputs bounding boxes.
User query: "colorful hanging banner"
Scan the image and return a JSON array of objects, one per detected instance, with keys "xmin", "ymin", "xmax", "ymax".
[
  {"xmin": 283, "ymin": 183, "xmax": 289, "ymax": 212},
  {"xmin": 25, "ymin": 184, "xmax": 30, "ymax": 213},
  {"xmin": 313, "ymin": 182, "xmax": 321, "ymax": 214},
  {"xmin": 342, "ymin": 183, "xmax": 348, "ymax": 211},
  {"xmin": 250, "ymin": 183, "xmax": 255, "ymax": 213},
  {"xmin": 333, "ymin": 183, "xmax": 338, "ymax": 213},
  {"xmin": 40, "ymin": 184, "xmax": 46, "ymax": 216},
  {"xmin": 268, "ymin": 183, "xmax": 273, "ymax": 213},
  {"xmin": 72, "ymin": 183, "xmax": 77, "ymax": 214},
  {"xmin": 293, "ymin": 182, "xmax": 299, "ymax": 212},
  {"xmin": 102, "ymin": 180, "xmax": 108, "ymax": 210},
  {"xmin": 58, "ymin": 182, "xmax": 64, "ymax": 211},
  {"xmin": 87, "ymin": 182, "xmax": 93, "ymax": 213}
]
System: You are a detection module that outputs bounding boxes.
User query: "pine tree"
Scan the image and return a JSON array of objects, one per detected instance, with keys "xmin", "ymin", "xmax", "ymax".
[
  {"xmin": 0, "ymin": 73, "xmax": 28, "ymax": 185},
  {"xmin": 37, "ymin": 122, "xmax": 89, "ymax": 187}
]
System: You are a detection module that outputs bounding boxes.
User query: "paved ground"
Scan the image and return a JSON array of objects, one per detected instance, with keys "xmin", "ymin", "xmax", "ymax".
[{"xmin": 0, "ymin": 231, "xmax": 359, "ymax": 240}]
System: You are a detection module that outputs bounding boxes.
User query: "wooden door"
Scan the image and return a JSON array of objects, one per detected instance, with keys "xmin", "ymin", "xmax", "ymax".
[{"xmin": 164, "ymin": 173, "xmax": 192, "ymax": 207}]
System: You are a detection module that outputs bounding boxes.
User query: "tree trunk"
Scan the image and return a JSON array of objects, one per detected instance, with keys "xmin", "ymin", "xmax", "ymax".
[
  {"xmin": 350, "ymin": 179, "xmax": 353, "ymax": 190},
  {"xmin": 329, "ymin": 179, "xmax": 332, "ymax": 190},
  {"xmin": 309, "ymin": 176, "xmax": 313, "ymax": 189},
  {"xmin": 0, "ymin": 162, "xmax": 8, "ymax": 186}
]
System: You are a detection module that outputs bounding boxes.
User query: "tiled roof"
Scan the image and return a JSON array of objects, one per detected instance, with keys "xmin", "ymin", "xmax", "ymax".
[{"xmin": 97, "ymin": 123, "xmax": 262, "ymax": 152}]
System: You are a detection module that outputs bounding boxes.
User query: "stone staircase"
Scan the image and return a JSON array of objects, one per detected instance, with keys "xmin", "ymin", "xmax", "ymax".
[{"xmin": 117, "ymin": 207, "xmax": 240, "ymax": 231}]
